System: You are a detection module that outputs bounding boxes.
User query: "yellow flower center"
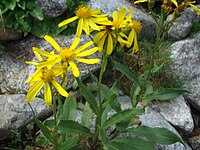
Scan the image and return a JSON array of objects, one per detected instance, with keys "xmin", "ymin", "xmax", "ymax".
[
  {"xmin": 41, "ymin": 68, "xmax": 54, "ymax": 83},
  {"xmin": 75, "ymin": 6, "xmax": 91, "ymax": 19},
  {"xmin": 131, "ymin": 20, "xmax": 142, "ymax": 34},
  {"xmin": 60, "ymin": 48, "xmax": 75, "ymax": 61}
]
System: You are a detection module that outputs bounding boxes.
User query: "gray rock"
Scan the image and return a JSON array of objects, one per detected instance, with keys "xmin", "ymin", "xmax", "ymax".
[
  {"xmin": 88, "ymin": 0, "xmax": 156, "ymax": 40},
  {"xmin": 0, "ymin": 23, "xmax": 22, "ymax": 41},
  {"xmin": 0, "ymin": 35, "xmax": 101, "ymax": 93},
  {"xmin": 170, "ymin": 36, "xmax": 200, "ymax": 110},
  {"xmin": 188, "ymin": 135, "xmax": 200, "ymax": 150},
  {"xmin": 150, "ymin": 95, "xmax": 194, "ymax": 132},
  {"xmin": 139, "ymin": 109, "xmax": 192, "ymax": 150},
  {"xmin": 168, "ymin": 7, "xmax": 200, "ymax": 40},
  {"xmin": 35, "ymin": 0, "xmax": 67, "ymax": 17},
  {"xmin": 0, "ymin": 94, "xmax": 51, "ymax": 141}
]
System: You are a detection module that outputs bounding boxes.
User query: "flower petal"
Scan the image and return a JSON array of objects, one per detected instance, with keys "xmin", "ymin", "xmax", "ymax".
[
  {"xmin": 70, "ymin": 37, "xmax": 80, "ymax": 50},
  {"xmin": 75, "ymin": 58, "xmax": 100, "ymax": 64},
  {"xmin": 26, "ymin": 80, "xmax": 44, "ymax": 103},
  {"xmin": 93, "ymin": 31, "xmax": 106, "ymax": 43},
  {"xmin": 32, "ymin": 47, "xmax": 43, "ymax": 61},
  {"xmin": 106, "ymin": 34, "xmax": 113, "ymax": 55},
  {"xmin": 171, "ymin": 0, "xmax": 178, "ymax": 7},
  {"xmin": 52, "ymin": 80, "xmax": 69, "ymax": 97},
  {"xmin": 98, "ymin": 34, "xmax": 107, "ymax": 52},
  {"xmin": 69, "ymin": 61, "xmax": 80, "ymax": 77},
  {"xmin": 88, "ymin": 19, "xmax": 100, "ymax": 31},
  {"xmin": 76, "ymin": 47, "xmax": 98, "ymax": 57},
  {"xmin": 83, "ymin": 19, "xmax": 90, "ymax": 35},
  {"xmin": 91, "ymin": 9, "xmax": 101, "ymax": 15},
  {"xmin": 119, "ymin": 7, "xmax": 126, "ymax": 21},
  {"xmin": 127, "ymin": 29, "xmax": 135, "ymax": 47},
  {"xmin": 33, "ymin": 47, "xmax": 54, "ymax": 58},
  {"xmin": 58, "ymin": 16, "xmax": 78, "ymax": 27},
  {"xmin": 44, "ymin": 35, "xmax": 61, "ymax": 52},
  {"xmin": 76, "ymin": 18, "xmax": 83, "ymax": 36},
  {"xmin": 75, "ymin": 41, "xmax": 94, "ymax": 53},
  {"xmin": 112, "ymin": 11, "xmax": 118, "ymax": 21},
  {"xmin": 44, "ymin": 83, "xmax": 52, "ymax": 106}
]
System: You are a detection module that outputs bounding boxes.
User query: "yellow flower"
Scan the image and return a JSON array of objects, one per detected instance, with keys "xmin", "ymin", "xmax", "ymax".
[
  {"xmin": 58, "ymin": 6, "xmax": 111, "ymax": 36},
  {"xmin": 111, "ymin": 7, "xmax": 128, "ymax": 30},
  {"xmin": 93, "ymin": 7, "xmax": 132, "ymax": 55},
  {"xmin": 93, "ymin": 25, "xmax": 128, "ymax": 55},
  {"xmin": 126, "ymin": 8, "xmax": 142, "ymax": 54},
  {"xmin": 35, "ymin": 35, "xmax": 100, "ymax": 77},
  {"xmin": 25, "ymin": 65, "xmax": 69, "ymax": 106},
  {"xmin": 126, "ymin": 20, "xmax": 142, "ymax": 54}
]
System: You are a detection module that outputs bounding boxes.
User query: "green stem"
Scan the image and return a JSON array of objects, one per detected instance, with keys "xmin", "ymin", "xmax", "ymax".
[{"xmin": 52, "ymin": 87, "xmax": 58, "ymax": 150}]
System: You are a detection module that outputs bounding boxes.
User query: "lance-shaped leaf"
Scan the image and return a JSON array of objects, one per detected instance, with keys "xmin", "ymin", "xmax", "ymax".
[
  {"xmin": 111, "ymin": 58, "xmax": 140, "ymax": 85},
  {"xmin": 35, "ymin": 119, "xmax": 53, "ymax": 143},
  {"xmin": 108, "ymin": 137, "xmax": 155, "ymax": 150},
  {"xmin": 76, "ymin": 77, "xmax": 100, "ymax": 117},
  {"xmin": 143, "ymin": 88, "xmax": 190, "ymax": 104},
  {"xmin": 102, "ymin": 108, "xmax": 144, "ymax": 129},
  {"xmin": 58, "ymin": 120, "xmax": 94, "ymax": 137},
  {"xmin": 127, "ymin": 126, "xmax": 184, "ymax": 145}
]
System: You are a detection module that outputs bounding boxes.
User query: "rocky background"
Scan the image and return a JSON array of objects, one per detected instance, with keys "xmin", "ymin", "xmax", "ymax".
[{"xmin": 0, "ymin": 0, "xmax": 200, "ymax": 149}]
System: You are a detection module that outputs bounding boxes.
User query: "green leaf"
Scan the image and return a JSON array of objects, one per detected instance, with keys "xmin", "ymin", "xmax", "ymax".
[
  {"xmin": 29, "ymin": 5, "xmax": 44, "ymax": 21},
  {"xmin": 143, "ymin": 88, "xmax": 190, "ymax": 104},
  {"xmin": 62, "ymin": 94, "xmax": 77, "ymax": 121},
  {"xmin": 2, "ymin": 0, "xmax": 16, "ymax": 10},
  {"xmin": 102, "ymin": 94, "xmax": 117, "ymax": 108},
  {"xmin": 17, "ymin": 1, "xmax": 25, "ymax": 10},
  {"xmin": 14, "ymin": 10, "xmax": 31, "ymax": 32},
  {"xmin": 81, "ymin": 102, "xmax": 93, "ymax": 128},
  {"xmin": 59, "ymin": 136, "xmax": 79, "ymax": 150},
  {"xmin": 44, "ymin": 119, "xmax": 54, "ymax": 128},
  {"xmin": 127, "ymin": 126, "xmax": 184, "ymax": 145},
  {"xmin": 89, "ymin": 71, "xmax": 98, "ymax": 82},
  {"xmin": 76, "ymin": 77, "xmax": 99, "ymax": 117},
  {"xmin": 35, "ymin": 119, "xmax": 53, "ymax": 143},
  {"xmin": 108, "ymin": 137, "xmax": 155, "ymax": 150},
  {"xmin": 111, "ymin": 58, "xmax": 140, "ymax": 85},
  {"xmin": 102, "ymin": 108, "xmax": 144, "ymax": 129},
  {"xmin": 130, "ymin": 83, "xmax": 141, "ymax": 107},
  {"xmin": 99, "ymin": 126, "xmax": 109, "ymax": 150},
  {"xmin": 58, "ymin": 120, "xmax": 93, "ymax": 137}
]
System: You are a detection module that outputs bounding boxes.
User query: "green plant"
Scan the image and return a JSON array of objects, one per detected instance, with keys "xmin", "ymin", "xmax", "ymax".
[{"xmin": 23, "ymin": 4, "xmax": 191, "ymax": 150}]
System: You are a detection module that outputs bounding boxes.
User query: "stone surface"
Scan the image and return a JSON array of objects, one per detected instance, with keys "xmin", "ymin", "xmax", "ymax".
[
  {"xmin": 139, "ymin": 109, "xmax": 192, "ymax": 150},
  {"xmin": 170, "ymin": 35, "xmax": 200, "ymax": 110},
  {"xmin": 0, "ymin": 94, "xmax": 51, "ymax": 141},
  {"xmin": 0, "ymin": 23, "xmax": 22, "ymax": 41},
  {"xmin": 0, "ymin": 34, "xmax": 101, "ymax": 94},
  {"xmin": 188, "ymin": 135, "xmax": 200, "ymax": 150},
  {"xmin": 168, "ymin": 7, "xmax": 200, "ymax": 40},
  {"xmin": 150, "ymin": 95, "xmax": 194, "ymax": 132},
  {"xmin": 35, "ymin": 0, "xmax": 67, "ymax": 17},
  {"xmin": 88, "ymin": 0, "xmax": 156, "ymax": 40}
]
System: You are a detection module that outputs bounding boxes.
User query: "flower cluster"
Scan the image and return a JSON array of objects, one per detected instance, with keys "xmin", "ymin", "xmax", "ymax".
[
  {"xmin": 25, "ymin": 6, "xmax": 142, "ymax": 106},
  {"xmin": 134, "ymin": 0, "xmax": 200, "ymax": 15},
  {"xmin": 59, "ymin": 6, "xmax": 142, "ymax": 55}
]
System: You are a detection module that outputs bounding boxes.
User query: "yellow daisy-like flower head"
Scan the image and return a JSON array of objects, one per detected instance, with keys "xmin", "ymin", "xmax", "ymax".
[
  {"xmin": 25, "ymin": 66, "xmax": 69, "ymax": 106},
  {"xmin": 35, "ymin": 35, "xmax": 100, "ymax": 78},
  {"xmin": 126, "ymin": 8, "xmax": 141, "ymax": 54},
  {"xmin": 111, "ymin": 7, "xmax": 128, "ymax": 30},
  {"xmin": 58, "ymin": 6, "xmax": 111, "ymax": 36}
]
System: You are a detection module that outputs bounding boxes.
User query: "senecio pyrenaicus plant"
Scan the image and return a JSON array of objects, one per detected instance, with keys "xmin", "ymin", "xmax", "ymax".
[{"xmin": 25, "ymin": 5, "xmax": 189, "ymax": 150}]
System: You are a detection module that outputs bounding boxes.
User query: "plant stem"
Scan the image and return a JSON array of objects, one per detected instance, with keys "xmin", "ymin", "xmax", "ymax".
[{"xmin": 52, "ymin": 89, "xmax": 58, "ymax": 150}]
